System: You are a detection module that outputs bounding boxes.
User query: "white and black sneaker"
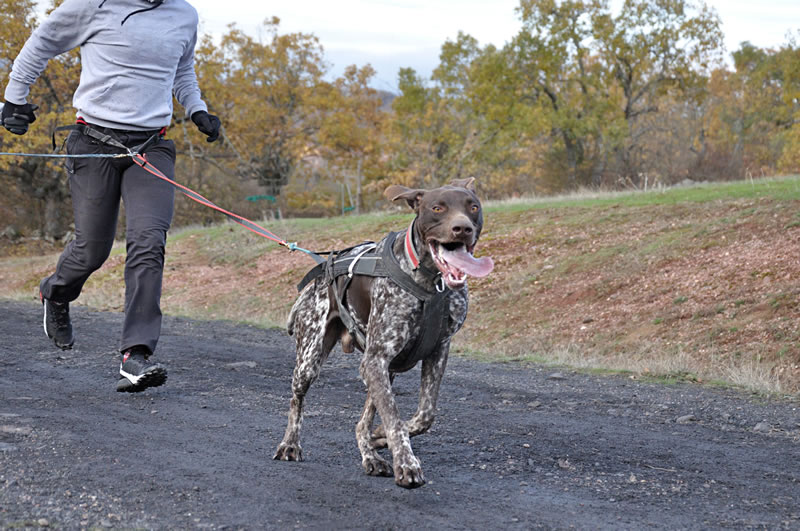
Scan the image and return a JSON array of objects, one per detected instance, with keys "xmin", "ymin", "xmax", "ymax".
[
  {"xmin": 41, "ymin": 293, "xmax": 74, "ymax": 350},
  {"xmin": 116, "ymin": 346, "xmax": 167, "ymax": 393}
]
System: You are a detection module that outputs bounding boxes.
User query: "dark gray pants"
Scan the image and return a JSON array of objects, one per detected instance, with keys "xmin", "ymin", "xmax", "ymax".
[{"xmin": 40, "ymin": 129, "xmax": 176, "ymax": 354}]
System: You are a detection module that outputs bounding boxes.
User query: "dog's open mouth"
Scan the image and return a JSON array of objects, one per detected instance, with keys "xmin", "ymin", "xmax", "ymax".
[{"xmin": 429, "ymin": 241, "xmax": 494, "ymax": 289}]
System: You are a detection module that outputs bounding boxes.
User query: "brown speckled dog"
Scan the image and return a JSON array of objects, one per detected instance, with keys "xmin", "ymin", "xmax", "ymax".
[{"xmin": 274, "ymin": 178, "xmax": 493, "ymax": 488}]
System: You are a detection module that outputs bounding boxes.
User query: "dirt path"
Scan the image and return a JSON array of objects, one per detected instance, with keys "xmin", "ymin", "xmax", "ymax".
[{"xmin": 1, "ymin": 300, "xmax": 799, "ymax": 529}]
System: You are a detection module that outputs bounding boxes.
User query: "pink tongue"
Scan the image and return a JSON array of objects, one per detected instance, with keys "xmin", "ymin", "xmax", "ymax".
[{"xmin": 440, "ymin": 248, "xmax": 494, "ymax": 277}]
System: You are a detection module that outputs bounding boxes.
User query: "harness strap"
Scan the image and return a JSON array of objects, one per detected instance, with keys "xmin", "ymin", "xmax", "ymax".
[
  {"xmin": 297, "ymin": 241, "xmax": 378, "ymax": 292},
  {"xmin": 381, "ymin": 233, "xmax": 449, "ymax": 370},
  {"xmin": 348, "ymin": 243, "xmax": 378, "ymax": 277},
  {"xmin": 296, "ymin": 231, "xmax": 450, "ymax": 372},
  {"xmin": 379, "ymin": 232, "xmax": 438, "ymax": 302},
  {"xmin": 392, "ymin": 284, "xmax": 449, "ymax": 372}
]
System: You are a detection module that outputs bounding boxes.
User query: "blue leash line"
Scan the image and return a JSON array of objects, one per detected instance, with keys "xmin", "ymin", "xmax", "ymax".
[
  {"xmin": 0, "ymin": 151, "xmax": 134, "ymax": 158},
  {"xmin": 286, "ymin": 242, "xmax": 326, "ymax": 264}
]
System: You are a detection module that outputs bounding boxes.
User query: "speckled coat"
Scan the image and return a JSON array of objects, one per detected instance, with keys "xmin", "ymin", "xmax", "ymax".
[{"xmin": 275, "ymin": 181, "xmax": 483, "ymax": 489}]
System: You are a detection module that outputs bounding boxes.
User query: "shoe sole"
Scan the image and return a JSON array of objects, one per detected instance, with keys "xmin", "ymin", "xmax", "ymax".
[
  {"xmin": 116, "ymin": 366, "xmax": 168, "ymax": 393},
  {"xmin": 42, "ymin": 301, "xmax": 74, "ymax": 350}
]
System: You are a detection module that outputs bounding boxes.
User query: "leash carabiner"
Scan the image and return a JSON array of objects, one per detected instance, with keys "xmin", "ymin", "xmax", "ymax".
[{"xmin": 435, "ymin": 275, "xmax": 446, "ymax": 293}]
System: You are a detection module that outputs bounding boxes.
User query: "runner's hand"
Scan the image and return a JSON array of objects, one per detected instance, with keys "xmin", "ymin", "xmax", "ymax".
[
  {"xmin": 1, "ymin": 101, "xmax": 38, "ymax": 135},
  {"xmin": 191, "ymin": 111, "xmax": 221, "ymax": 143}
]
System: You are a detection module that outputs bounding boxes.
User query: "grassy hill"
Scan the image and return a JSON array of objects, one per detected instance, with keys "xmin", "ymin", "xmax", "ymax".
[{"xmin": 2, "ymin": 177, "xmax": 800, "ymax": 395}]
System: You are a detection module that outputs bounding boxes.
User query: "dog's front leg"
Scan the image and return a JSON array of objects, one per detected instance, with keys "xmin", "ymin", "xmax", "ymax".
[
  {"xmin": 371, "ymin": 341, "xmax": 449, "ymax": 449},
  {"xmin": 360, "ymin": 355, "xmax": 425, "ymax": 488},
  {"xmin": 407, "ymin": 340, "xmax": 450, "ymax": 436}
]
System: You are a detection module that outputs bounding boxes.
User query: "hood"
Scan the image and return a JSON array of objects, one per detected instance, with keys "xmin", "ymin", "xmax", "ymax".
[{"xmin": 97, "ymin": 0, "xmax": 166, "ymax": 25}]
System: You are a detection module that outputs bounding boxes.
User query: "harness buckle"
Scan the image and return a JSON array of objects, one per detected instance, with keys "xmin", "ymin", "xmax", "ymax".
[{"xmin": 131, "ymin": 132, "xmax": 162, "ymax": 156}]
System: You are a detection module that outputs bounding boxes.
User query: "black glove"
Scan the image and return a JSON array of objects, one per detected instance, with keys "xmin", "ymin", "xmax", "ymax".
[
  {"xmin": 191, "ymin": 110, "xmax": 221, "ymax": 143},
  {"xmin": 2, "ymin": 100, "xmax": 38, "ymax": 135}
]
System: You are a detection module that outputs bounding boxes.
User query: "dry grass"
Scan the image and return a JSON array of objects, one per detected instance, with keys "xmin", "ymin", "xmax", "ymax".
[{"xmin": 515, "ymin": 341, "xmax": 785, "ymax": 394}]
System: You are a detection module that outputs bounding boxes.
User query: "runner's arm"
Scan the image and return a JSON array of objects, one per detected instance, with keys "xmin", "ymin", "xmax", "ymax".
[
  {"xmin": 4, "ymin": 0, "xmax": 95, "ymax": 105},
  {"xmin": 172, "ymin": 30, "xmax": 207, "ymax": 119}
]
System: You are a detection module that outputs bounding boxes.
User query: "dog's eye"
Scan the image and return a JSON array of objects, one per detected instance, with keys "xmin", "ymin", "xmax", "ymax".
[
  {"xmin": 432, "ymin": 205, "xmax": 444, "ymax": 213},
  {"xmin": 470, "ymin": 204, "xmax": 480, "ymax": 213}
]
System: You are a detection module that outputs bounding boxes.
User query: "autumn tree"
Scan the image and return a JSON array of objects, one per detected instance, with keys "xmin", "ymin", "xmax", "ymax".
[
  {"xmin": 508, "ymin": 0, "xmax": 724, "ymax": 188},
  {"xmin": 0, "ymin": 0, "xmax": 80, "ymax": 239},
  {"xmin": 431, "ymin": 32, "xmax": 542, "ymax": 196},
  {"xmin": 701, "ymin": 40, "xmax": 800, "ymax": 179},
  {"xmin": 192, "ymin": 18, "xmax": 330, "ymax": 203},
  {"xmin": 317, "ymin": 64, "xmax": 385, "ymax": 214},
  {"xmin": 596, "ymin": 0, "xmax": 723, "ymax": 184},
  {"xmin": 384, "ymin": 32, "xmax": 536, "ymax": 197},
  {"xmin": 774, "ymin": 39, "xmax": 800, "ymax": 173},
  {"xmin": 511, "ymin": 0, "xmax": 618, "ymax": 188},
  {"xmin": 385, "ymin": 67, "xmax": 447, "ymax": 188}
]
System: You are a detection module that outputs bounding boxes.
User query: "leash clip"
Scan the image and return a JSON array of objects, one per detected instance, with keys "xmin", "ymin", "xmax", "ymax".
[{"xmin": 436, "ymin": 275, "xmax": 446, "ymax": 293}]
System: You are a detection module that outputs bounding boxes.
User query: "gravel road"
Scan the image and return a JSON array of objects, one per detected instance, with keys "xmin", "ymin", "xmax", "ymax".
[{"xmin": 1, "ymin": 300, "xmax": 799, "ymax": 529}]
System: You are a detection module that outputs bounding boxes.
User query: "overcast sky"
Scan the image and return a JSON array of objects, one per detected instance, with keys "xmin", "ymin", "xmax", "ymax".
[
  {"xmin": 34, "ymin": 1, "xmax": 800, "ymax": 92},
  {"xmin": 187, "ymin": 0, "xmax": 800, "ymax": 91}
]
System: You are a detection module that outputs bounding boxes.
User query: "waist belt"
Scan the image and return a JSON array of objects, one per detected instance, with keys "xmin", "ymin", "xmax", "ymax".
[
  {"xmin": 52, "ymin": 119, "xmax": 165, "ymax": 154},
  {"xmin": 298, "ymin": 231, "xmax": 450, "ymax": 372}
]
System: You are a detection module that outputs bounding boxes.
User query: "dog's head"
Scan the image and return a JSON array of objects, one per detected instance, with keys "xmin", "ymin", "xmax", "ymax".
[{"xmin": 384, "ymin": 178, "xmax": 494, "ymax": 289}]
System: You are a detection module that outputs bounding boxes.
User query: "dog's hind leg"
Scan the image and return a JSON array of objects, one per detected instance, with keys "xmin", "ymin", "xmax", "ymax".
[
  {"xmin": 356, "ymin": 374, "xmax": 395, "ymax": 477},
  {"xmin": 274, "ymin": 284, "xmax": 335, "ymax": 462}
]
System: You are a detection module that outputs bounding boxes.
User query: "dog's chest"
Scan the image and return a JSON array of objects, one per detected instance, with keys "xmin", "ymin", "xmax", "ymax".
[
  {"xmin": 368, "ymin": 277, "xmax": 468, "ymax": 329},
  {"xmin": 347, "ymin": 273, "xmax": 468, "ymax": 369}
]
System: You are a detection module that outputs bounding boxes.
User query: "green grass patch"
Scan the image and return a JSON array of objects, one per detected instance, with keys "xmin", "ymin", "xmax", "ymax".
[{"xmin": 486, "ymin": 175, "xmax": 800, "ymax": 213}]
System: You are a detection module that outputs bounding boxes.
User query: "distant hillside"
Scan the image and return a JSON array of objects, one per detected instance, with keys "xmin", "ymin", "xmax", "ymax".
[
  {"xmin": 2, "ymin": 177, "xmax": 799, "ymax": 395},
  {"xmin": 376, "ymin": 89, "xmax": 396, "ymax": 112}
]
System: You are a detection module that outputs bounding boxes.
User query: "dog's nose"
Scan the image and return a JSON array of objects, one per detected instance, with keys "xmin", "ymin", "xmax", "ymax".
[{"xmin": 451, "ymin": 224, "xmax": 474, "ymax": 237}]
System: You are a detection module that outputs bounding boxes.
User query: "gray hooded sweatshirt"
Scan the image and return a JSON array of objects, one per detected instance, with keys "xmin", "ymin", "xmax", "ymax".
[{"xmin": 4, "ymin": 0, "xmax": 208, "ymax": 131}]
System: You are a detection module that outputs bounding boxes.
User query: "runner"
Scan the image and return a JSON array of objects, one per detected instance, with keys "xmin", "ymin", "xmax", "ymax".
[{"xmin": 2, "ymin": 0, "xmax": 221, "ymax": 392}]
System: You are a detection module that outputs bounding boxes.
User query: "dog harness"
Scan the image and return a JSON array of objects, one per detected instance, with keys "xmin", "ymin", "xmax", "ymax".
[{"xmin": 296, "ymin": 228, "xmax": 450, "ymax": 372}]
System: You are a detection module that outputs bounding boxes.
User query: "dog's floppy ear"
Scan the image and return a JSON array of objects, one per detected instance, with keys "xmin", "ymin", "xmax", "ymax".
[
  {"xmin": 449, "ymin": 177, "xmax": 476, "ymax": 192},
  {"xmin": 384, "ymin": 185, "xmax": 425, "ymax": 210}
]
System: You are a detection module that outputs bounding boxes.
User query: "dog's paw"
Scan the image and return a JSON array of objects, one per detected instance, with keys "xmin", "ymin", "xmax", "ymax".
[
  {"xmin": 273, "ymin": 442, "xmax": 303, "ymax": 461},
  {"xmin": 394, "ymin": 455, "xmax": 425, "ymax": 489},
  {"xmin": 362, "ymin": 455, "xmax": 393, "ymax": 477}
]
